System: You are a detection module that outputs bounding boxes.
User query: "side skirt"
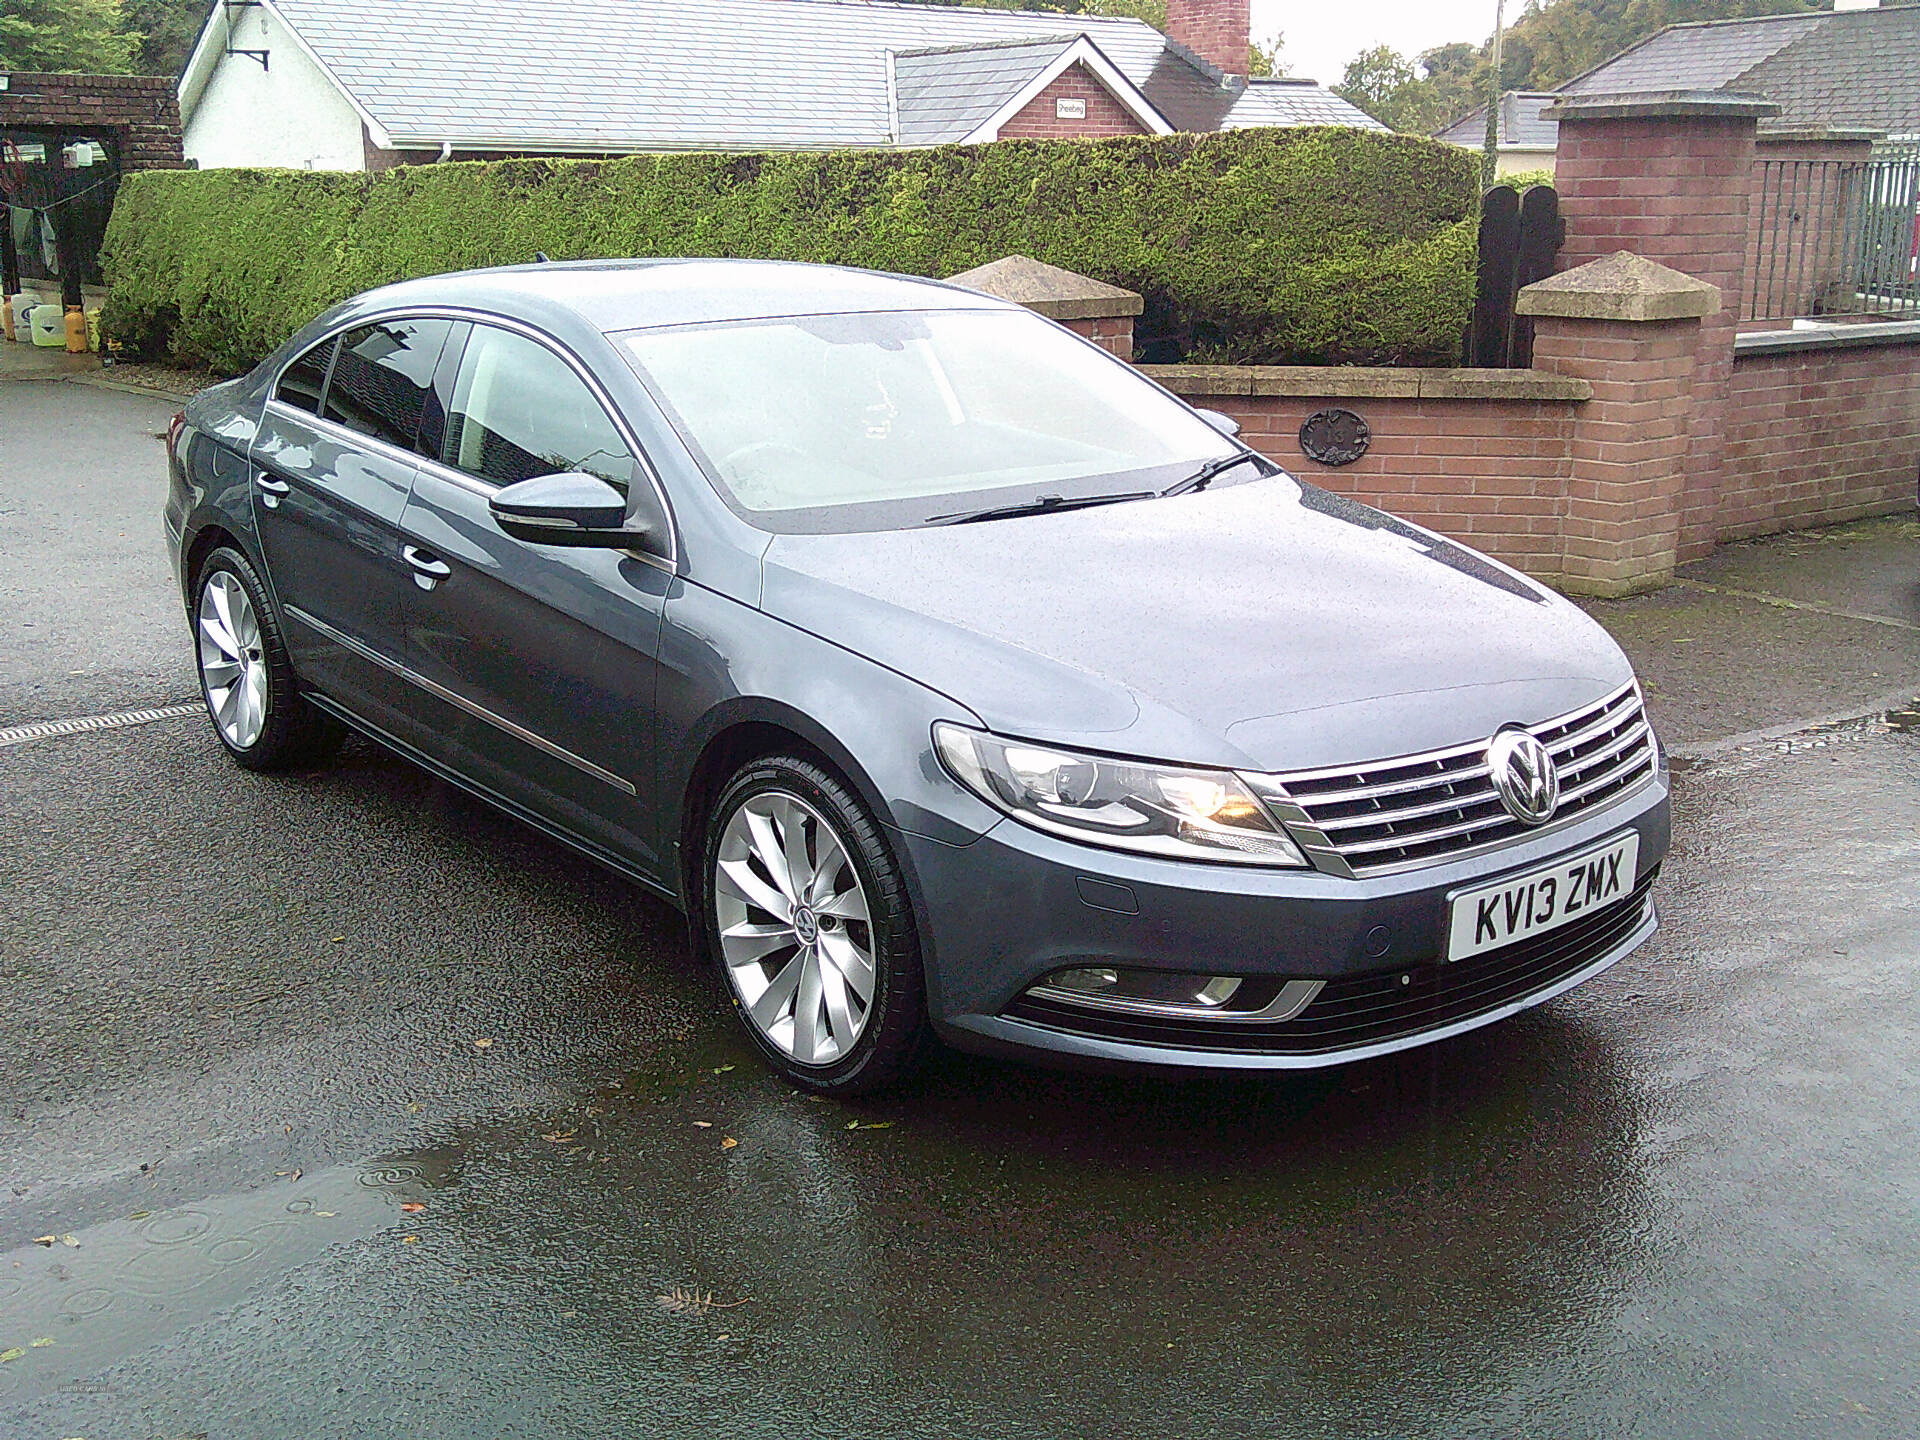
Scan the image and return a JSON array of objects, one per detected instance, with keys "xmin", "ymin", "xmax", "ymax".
[{"xmin": 302, "ymin": 691, "xmax": 686, "ymax": 911}]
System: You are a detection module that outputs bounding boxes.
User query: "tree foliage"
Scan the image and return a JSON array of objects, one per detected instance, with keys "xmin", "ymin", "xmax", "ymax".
[
  {"xmin": 1334, "ymin": 0, "xmax": 1826, "ymax": 135},
  {"xmin": 0, "ymin": 0, "xmax": 132, "ymax": 73},
  {"xmin": 120, "ymin": 0, "xmax": 209, "ymax": 78}
]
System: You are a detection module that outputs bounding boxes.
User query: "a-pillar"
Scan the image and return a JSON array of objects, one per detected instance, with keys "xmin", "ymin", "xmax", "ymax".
[
  {"xmin": 1544, "ymin": 91, "xmax": 1778, "ymax": 563},
  {"xmin": 1519, "ymin": 251, "xmax": 1721, "ymax": 596}
]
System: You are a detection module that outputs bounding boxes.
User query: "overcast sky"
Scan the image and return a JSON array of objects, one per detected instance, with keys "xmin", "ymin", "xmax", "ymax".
[{"xmin": 1256, "ymin": 0, "xmax": 1503, "ymax": 87}]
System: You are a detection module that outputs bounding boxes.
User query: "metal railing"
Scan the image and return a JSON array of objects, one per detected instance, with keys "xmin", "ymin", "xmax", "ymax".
[{"xmin": 1746, "ymin": 156, "xmax": 1920, "ymax": 324}]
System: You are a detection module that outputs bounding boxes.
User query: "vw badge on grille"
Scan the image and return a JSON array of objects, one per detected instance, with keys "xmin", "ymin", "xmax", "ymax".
[{"xmin": 1488, "ymin": 728, "xmax": 1560, "ymax": 825}]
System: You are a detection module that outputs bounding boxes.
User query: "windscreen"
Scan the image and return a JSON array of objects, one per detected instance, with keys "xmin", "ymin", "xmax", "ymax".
[{"xmin": 622, "ymin": 308, "xmax": 1236, "ymax": 529}]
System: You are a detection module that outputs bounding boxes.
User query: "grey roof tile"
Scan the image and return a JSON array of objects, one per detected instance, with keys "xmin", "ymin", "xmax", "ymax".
[
  {"xmin": 268, "ymin": 0, "xmax": 1381, "ymax": 151},
  {"xmin": 1560, "ymin": 12, "xmax": 1827, "ymax": 96},
  {"xmin": 893, "ymin": 36, "xmax": 1077, "ymax": 146},
  {"xmin": 1434, "ymin": 91, "xmax": 1560, "ymax": 149}
]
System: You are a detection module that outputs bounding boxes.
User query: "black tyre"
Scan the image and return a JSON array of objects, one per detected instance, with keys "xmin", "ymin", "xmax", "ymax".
[
  {"xmin": 192, "ymin": 545, "xmax": 344, "ymax": 772},
  {"xmin": 702, "ymin": 754, "xmax": 925, "ymax": 1094}
]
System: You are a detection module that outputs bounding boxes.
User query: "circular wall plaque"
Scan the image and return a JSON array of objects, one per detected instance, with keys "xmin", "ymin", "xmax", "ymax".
[{"xmin": 1299, "ymin": 408, "xmax": 1371, "ymax": 467}]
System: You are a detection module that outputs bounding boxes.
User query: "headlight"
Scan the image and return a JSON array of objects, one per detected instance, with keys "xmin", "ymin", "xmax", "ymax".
[{"xmin": 934, "ymin": 723, "xmax": 1308, "ymax": 867}]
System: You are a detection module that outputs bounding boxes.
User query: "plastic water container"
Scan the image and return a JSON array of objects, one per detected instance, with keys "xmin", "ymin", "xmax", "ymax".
[{"xmin": 30, "ymin": 305, "xmax": 66, "ymax": 347}]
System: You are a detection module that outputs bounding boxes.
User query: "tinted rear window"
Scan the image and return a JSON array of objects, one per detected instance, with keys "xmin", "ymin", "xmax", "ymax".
[
  {"xmin": 275, "ymin": 338, "xmax": 334, "ymax": 413},
  {"xmin": 322, "ymin": 318, "xmax": 454, "ymax": 451}
]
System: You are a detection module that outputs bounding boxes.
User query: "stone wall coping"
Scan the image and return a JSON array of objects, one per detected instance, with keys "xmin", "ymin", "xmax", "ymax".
[
  {"xmin": 1516, "ymin": 250, "xmax": 1721, "ymax": 322},
  {"xmin": 1543, "ymin": 90, "xmax": 1781, "ymax": 123},
  {"xmin": 945, "ymin": 253, "xmax": 1144, "ymax": 320},
  {"xmin": 1734, "ymin": 319, "xmax": 1920, "ymax": 356},
  {"xmin": 1756, "ymin": 127, "xmax": 1884, "ymax": 145},
  {"xmin": 1139, "ymin": 363, "xmax": 1592, "ymax": 403}
]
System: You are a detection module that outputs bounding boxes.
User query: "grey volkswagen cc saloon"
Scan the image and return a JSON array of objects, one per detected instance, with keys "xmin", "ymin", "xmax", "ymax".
[{"xmin": 165, "ymin": 259, "xmax": 1669, "ymax": 1093}]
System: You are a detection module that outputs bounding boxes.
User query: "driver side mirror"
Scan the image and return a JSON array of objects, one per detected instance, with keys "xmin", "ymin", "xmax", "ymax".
[
  {"xmin": 1195, "ymin": 407, "xmax": 1243, "ymax": 440},
  {"xmin": 489, "ymin": 472, "xmax": 648, "ymax": 549}
]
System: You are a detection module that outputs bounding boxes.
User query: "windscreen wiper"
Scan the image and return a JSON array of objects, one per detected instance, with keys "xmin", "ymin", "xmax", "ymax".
[
  {"xmin": 1162, "ymin": 451, "xmax": 1267, "ymax": 498},
  {"xmin": 926, "ymin": 490, "xmax": 1159, "ymax": 526}
]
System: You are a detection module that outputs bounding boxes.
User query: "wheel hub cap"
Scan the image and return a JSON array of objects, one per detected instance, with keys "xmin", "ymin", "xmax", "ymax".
[
  {"xmin": 196, "ymin": 571, "xmax": 268, "ymax": 751},
  {"xmin": 713, "ymin": 791, "xmax": 876, "ymax": 1066}
]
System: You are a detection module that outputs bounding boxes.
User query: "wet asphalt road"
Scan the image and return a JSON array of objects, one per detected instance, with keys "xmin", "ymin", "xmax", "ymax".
[{"xmin": 5, "ymin": 376, "xmax": 1920, "ymax": 1437}]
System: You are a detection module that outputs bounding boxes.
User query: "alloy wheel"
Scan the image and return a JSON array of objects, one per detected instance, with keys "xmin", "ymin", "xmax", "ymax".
[
  {"xmin": 714, "ymin": 790, "xmax": 877, "ymax": 1066},
  {"xmin": 197, "ymin": 570, "xmax": 269, "ymax": 751}
]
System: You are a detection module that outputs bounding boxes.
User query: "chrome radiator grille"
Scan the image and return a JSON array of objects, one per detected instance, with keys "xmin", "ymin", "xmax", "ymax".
[{"xmin": 1249, "ymin": 682, "xmax": 1656, "ymax": 876}]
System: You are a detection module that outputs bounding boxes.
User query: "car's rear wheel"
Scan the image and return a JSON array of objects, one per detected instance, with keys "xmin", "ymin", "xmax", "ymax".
[
  {"xmin": 193, "ymin": 546, "xmax": 343, "ymax": 771},
  {"xmin": 703, "ymin": 754, "xmax": 925, "ymax": 1093}
]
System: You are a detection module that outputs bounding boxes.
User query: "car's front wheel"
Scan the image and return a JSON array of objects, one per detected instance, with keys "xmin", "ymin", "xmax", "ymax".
[
  {"xmin": 193, "ymin": 545, "xmax": 343, "ymax": 772},
  {"xmin": 703, "ymin": 754, "xmax": 925, "ymax": 1093}
]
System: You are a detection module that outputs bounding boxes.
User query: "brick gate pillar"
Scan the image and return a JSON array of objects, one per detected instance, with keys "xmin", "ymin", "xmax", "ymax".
[
  {"xmin": 1521, "ymin": 252, "xmax": 1721, "ymax": 596},
  {"xmin": 1544, "ymin": 92, "xmax": 1778, "ymax": 564},
  {"xmin": 945, "ymin": 254, "xmax": 1142, "ymax": 359}
]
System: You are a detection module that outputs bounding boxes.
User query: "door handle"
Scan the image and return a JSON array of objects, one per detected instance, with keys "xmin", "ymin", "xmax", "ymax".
[
  {"xmin": 255, "ymin": 470, "xmax": 291, "ymax": 508},
  {"xmin": 403, "ymin": 545, "xmax": 452, "ymax": 590}
]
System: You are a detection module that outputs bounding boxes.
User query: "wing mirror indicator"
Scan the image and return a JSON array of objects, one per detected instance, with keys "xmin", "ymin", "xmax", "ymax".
[
  {"xmin": 1194, "ymin": 407, "xmax": 1243, "ymax": 440},
  {"xmin": 489, "ymin": 472, "xmax": 649, "ymax": 549}
]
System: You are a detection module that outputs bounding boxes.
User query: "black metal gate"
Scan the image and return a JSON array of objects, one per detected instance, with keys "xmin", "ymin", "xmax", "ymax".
[{"xmin": 1465, "ymin": 183, "xmax": 1563, "ymax": 368}]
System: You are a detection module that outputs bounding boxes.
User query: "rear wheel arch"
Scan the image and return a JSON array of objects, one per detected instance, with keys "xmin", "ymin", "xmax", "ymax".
[{"xmin": 184, "ymin": 521, "xmax": 247, "ymax": 598}]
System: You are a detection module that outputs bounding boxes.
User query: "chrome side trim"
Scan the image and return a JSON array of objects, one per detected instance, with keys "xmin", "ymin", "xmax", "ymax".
[{"xmin": 284, "ymin": 604, "xmax": 638, "ymax": 796}]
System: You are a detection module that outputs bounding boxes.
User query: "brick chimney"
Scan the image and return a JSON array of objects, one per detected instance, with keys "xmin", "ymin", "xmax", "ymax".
[{"xmin": 1167, "ymin": 0, "xmax": 1250, "ymax": 78}]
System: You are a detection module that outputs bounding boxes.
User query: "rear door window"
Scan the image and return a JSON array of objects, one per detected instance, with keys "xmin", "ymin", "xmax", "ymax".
[
  {"xmin": 322, "ymin": 318, "xmax": 455, "ymax": 451},
  {"xmin": 442, "ymin": 324, "xmax": 637, "ymax": 496},
  {"xmin": 275, "ymin": 337, "xmax": 335, "ymax": 414}
]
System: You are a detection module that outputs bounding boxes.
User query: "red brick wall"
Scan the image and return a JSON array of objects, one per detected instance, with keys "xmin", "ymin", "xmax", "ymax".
[
  {"xmin": 1553, "ymin": 114, "xmax": 1756, "ymax": 563},
  {"xmin": 0, "ymin": 73, "xmax": 186, "ymax": 170},
  {"xmin": 996, "ymin": 65, "xmax": 1149, "ymax": 141},
  {"xmin": 1721, "ymin": 339, "xmax": 1920, "ymax": 538},
  {"xmin": 1063, "ymin": 313, "xmax": 1134, "ymax": 359},
  {"xmin": 1141, "ymin": 370, "xmax": 1585, "ymax": 581},
  {"xmin": 1167, "ymin": 0, "xmax": 1251, "ymax": 77}
]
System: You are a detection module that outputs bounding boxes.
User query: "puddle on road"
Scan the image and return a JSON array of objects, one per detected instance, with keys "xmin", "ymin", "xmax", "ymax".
[{"xmin": 0, "ymin": 1154, "xmax": 458, "ymax": 1406}]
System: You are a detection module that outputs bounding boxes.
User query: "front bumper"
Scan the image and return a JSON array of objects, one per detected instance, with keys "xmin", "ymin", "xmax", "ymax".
[{"xmin": 905, "ymin": 769, "xmax": 1670, "ymax": 1072}]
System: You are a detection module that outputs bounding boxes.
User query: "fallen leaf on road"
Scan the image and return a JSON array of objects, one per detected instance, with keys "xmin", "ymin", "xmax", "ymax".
[
  {"xmin": 0, "ymin": 1348, "xmax": 24, "ymax": 1363},
  {"xmin": 29, "ymin": 1337, "xmax": 52, "ymax": 1348},
  {"xmin": 844, "ymin": 1121, "xmax": 894, "ymax": 1131},
  {"xmin": 330, "ymin": 935, "xmax": 345, "ymax": 943},
  {"xmin": 401, "ymin": 1235, "xmax": 420, "ymax": 1244},
  {"xmin": 692, "ymin": 1121, "xmax": 713, "ymax": 1128},
  {"xmin": 399, "ymin": 1202, "xmax": 426, "ymax": 1214},
  {"xmin": 473, "ymin": 1038, "xmax": 494, "ymax": 1050},
  {"xmin": 407, "ymin": 1102, "xmax": 424, "ymax": 1115},
  {"xmin": 542, "ymin": 1130, "xmax": 576, "ymax": 1144},
  {"xmin": 126, "ymin": 1211, "xmax": 149, "ymax": 1221},
  {"xmin": 711, "ymin": 1065, "xmax": 735, "ymax": 1074},
  {"xmin": 32, "ymin": 1236, "xmax": 56, "ymax": 1246},
  {"xmin": 58, "ymin": 1234, "xmax": 78, "ymax": 1247},
  {"xmin": 656, "ymin": 1285, "xmax": 750, "ymax": 1315},
  {"xmin": 720, "ymin": 1136, "xmax": 738, "ymax": 1150},
  {"xmin": 313, "ymin": 1211, "xmax": 336, "ymax": 1218}
]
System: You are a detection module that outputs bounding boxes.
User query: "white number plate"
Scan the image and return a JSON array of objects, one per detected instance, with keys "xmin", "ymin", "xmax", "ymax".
[{"xmin": 1446, "ymin": 833, "xmax": 1640, "ymax": 961}]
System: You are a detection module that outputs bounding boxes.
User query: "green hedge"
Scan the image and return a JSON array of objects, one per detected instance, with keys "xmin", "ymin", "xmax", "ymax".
[{"xmin": 101, "ymin": 128, "xmax": 1477, "ymax": 374}]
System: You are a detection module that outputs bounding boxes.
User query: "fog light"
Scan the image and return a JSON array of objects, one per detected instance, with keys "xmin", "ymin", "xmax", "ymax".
[
  {"xmin": 1026, "ymin": 966, "xmax": 1323, "ymax": 1024},
  {"xmin": 1034, "ymin": 966, "xmax": 1243, "ymax": 1011}
]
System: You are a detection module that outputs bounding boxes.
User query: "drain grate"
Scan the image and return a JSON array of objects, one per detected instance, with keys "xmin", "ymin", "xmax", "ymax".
[{"xmin": 0, "ymin": 703, "xmax": 204, "ymax": 749}]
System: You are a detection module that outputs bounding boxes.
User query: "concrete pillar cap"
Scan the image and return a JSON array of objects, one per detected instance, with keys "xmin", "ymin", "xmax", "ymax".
[
  {"xmin": 945, "ymin": 254, "xmax": 1145, "ymax": 320},
  {"xmin": 1517, "ymin": 251, "xmax": 1722, "ymax": 323},
  {"xmin": 1542, "ymin": 90, "xmax": 1781, "ymax": 122}
]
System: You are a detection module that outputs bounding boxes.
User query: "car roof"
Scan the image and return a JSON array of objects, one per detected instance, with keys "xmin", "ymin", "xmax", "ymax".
[{"xmin": 351, "ymin": 258, "xmax": 1017, "ymax": 333}]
